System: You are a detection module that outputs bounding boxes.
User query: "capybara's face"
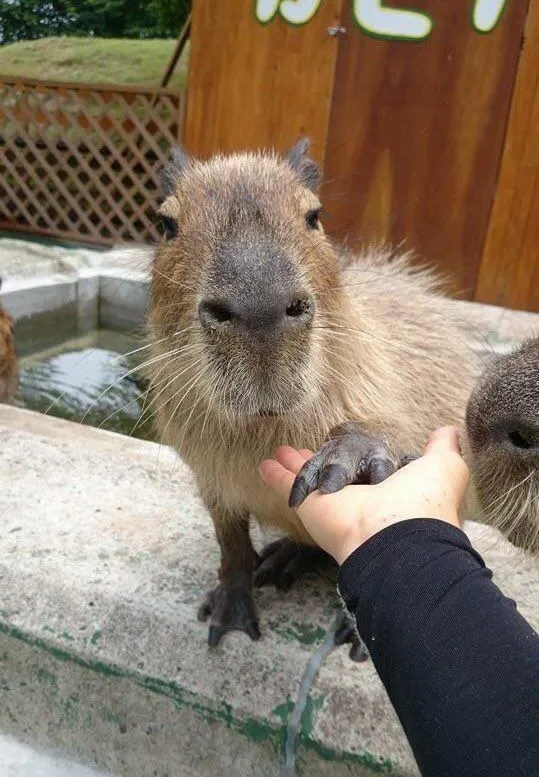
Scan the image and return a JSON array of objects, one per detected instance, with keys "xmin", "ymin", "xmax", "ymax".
[
  {"xmin": 466, "ymin": 338, "xmax": 539, "ymax": 554},
  {"xmin": 150, "ymin": 143, "xmax": 345, "ymax": 420}
]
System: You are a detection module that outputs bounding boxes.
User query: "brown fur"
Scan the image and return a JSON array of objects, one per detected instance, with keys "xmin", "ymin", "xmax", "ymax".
[
  {"xmin": 0, "ymin": 285, "xmax": 17, "ymax": 403},
  {"xmin": 148, "ymin": 147, "xmax": 480, "ymax": 549},
  {"xmin": 466, "ymin": 337, "xmax": 539, "ymax": 554}
]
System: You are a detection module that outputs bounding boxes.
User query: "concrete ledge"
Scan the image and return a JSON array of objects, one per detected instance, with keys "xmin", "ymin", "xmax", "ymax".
[
  {"xmin": 98, "ymin": 271, "xmax": 149, "ymax": 332},
  {"xmin": 0, "ymin": 238, "xmax": 151, "ymax": 279},
  {"xmin": 1, "ymin": 239, "xmax": 152, "ymax": 347},
  {"xmin": 2, "ymin": 269, "xmax": 149, "ymax": 354},
  {"xmin": 1, "ymin": 406, "xmax": 537, "ymax": 776}
]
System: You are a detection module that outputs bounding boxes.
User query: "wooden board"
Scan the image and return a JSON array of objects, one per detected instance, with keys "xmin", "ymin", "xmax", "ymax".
[
  {"xmin": 184, "ymin": 0, "xmax": 344, "ymax": 163},
  {"xmin": 475, "ymin": 0, "xmax": 539, "ymax": 312},
  {"xmin": 322, "ymin": 0, "xmax": 529, "ymax": 297}
]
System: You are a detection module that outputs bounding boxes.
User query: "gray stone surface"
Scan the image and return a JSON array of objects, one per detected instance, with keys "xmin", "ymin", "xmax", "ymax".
[
  {"xmin": 0, "ymin": 406, "xmax": 537, "ymax": 776},
  {"xmin": 0, "ymin": 238, "xmax": 151, "ymax": 280},
  {"xmin": 0, "ymin": 734, "xmax": 109, "ymax": 777}
]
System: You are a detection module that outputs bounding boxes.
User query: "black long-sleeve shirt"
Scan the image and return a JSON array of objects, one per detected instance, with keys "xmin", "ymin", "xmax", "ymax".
[{"xmin": 338, "ymin": 519, "xmax": 539, "ymax": 777}]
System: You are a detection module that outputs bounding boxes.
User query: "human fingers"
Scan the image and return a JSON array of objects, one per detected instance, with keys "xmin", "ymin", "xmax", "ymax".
[
  {"xmin": 259, "ymin": 459, "xmax": 296, "ymax": 499},
  {"xmin": 423, "ymin": 426, "xmax": 469, "ymax": 493},
  {"xmin": 274, "ymin": 446, "xmax": 310, "ymax": 475},
  {"xmin": 424, "ymin": 426, "xmax": 462, "ymax": 456}
]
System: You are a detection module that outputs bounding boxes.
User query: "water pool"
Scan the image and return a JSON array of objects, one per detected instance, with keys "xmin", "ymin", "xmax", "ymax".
[{"xmin": 14, "ymin": 329, "xmax": 156, "ymax": 441}]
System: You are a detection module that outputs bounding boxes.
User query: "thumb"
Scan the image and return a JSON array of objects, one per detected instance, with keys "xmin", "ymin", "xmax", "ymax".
[
  {"xmin": 259, "ymin": 459, "xmax": 295, "ymax": 500},
  {"xmin": 423, "ymin": 426, "xmax": 469, "ymax": 499},
  {"xmin": 424, "ymin": 426, "xmax": 462, "ymax": 457}
]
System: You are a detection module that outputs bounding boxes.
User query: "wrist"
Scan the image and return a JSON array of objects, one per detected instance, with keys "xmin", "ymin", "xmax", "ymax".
[{"xmin": 335, "ymin": 511, "xmax": 461, "ymax": 566}]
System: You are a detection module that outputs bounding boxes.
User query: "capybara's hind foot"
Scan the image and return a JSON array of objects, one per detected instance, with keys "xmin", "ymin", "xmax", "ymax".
[
  {"xmin": 198, "ymin": 585, "xmax": 260, "ymax": 646},
  {"xmin": 253, "ymin": 537, "xmax": 331, "ymax": 591},
  {"xmin": 334, "ymin": 611, "xmax": 369, "ymax": 663}
]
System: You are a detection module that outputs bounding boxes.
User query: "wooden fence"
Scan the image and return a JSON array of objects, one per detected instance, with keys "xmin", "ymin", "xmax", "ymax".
[{"xmin": 0, "ymin": 77, "xmax": 185, "ymax": 245}]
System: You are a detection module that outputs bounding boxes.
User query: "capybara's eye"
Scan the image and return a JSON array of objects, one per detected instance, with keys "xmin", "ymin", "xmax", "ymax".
[
  {"xmin": 305, "ymin": 208, "xmax": 322, "ymax": 230},
  {"xmin": 161, "ymin": 215, "xmax": 178, "ymax": 240}
]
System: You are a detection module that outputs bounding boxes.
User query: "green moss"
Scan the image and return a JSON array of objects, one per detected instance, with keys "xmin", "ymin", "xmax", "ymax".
[
  {"xmin": 299, "ymin": 693, "xmax": 325, "ymax": 737},
  {"xmin": 268, "ymin": 618, "xmax": 327, "ymax": 645},
  {"xmin": 33, "ymin": 666, "xmax": 58, "ymax": 688},
  {"xmin": 99, "ymin": 706, "xmax": 123, "ymax": 726},
  {"xmin": 61, "ymin": 697, "xmax": 80, "ymax": 726},
  {"xmin": 302, "ymin": 739, "xmax": 394, "ymax": 772},
  {"xmin": 0, "ymin": 617, "xmax": 398, "ymax": 772},
  {"xmin": 272, "ymin": 698, "xmax": 294, "ymax": 725}
]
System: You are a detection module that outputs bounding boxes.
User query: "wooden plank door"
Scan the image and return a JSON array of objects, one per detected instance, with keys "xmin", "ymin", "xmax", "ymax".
[
  {"xmin": 475, "ymin": 0, "xmax": 539, "ymax": 312},
  {"xmin": 322, "ymin": 0, "xmax": 529, "ymax": 298},
  {"xmin": 184, "ymin": 0, "xmax": 344, "ymax": 163}
]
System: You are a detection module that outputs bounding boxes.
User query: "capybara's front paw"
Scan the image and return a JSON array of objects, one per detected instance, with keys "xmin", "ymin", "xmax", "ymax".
[{"xmin": 289, "ymin": 423, "xmax": 397, "ymax": 508}]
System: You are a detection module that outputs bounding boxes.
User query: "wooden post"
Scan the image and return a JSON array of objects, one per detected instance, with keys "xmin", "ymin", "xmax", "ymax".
[{"xmin": 475, "ymin": 0, "xmax": 539, "ymax": 312}]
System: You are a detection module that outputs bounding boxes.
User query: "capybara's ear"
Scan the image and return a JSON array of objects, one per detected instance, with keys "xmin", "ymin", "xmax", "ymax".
[
  {"xmin": 286, "ymin": 137, "xmax": 320, "ymax": 191},
  {"xmin": 159, "ymin": 145, "xmax": 193, "ymax": 198}
]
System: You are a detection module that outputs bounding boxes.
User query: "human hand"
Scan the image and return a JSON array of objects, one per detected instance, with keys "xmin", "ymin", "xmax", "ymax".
[{"xmin": 259, "ymin": 426, "xmax": 469, "ymax": 565}]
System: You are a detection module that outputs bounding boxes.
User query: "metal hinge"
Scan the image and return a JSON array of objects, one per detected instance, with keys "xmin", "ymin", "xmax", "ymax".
[{"xmin": 327, "ymin": 25, "xmax": 346, "ymax": 36}]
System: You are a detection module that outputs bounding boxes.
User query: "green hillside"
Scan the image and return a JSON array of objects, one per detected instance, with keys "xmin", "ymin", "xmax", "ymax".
[{"xmin": 0, "ymin": 36, "xmax": 188, "ymax": 88}]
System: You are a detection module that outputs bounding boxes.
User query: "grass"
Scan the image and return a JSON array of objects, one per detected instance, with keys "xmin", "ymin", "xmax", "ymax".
[{"xmin": 0, "ymin": 36, "xmax": 189, "ymax": 89}]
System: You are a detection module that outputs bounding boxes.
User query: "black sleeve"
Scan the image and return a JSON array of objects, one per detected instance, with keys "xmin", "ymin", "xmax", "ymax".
[{"xmin": 338, "ymin": 519, "xmax": 539, "ymax": 777}]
